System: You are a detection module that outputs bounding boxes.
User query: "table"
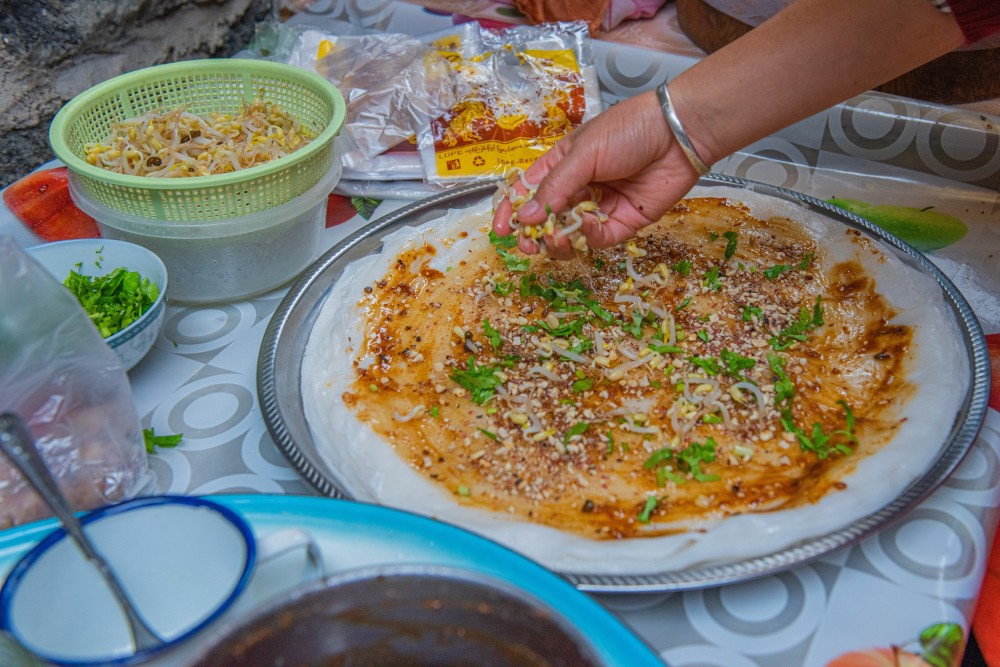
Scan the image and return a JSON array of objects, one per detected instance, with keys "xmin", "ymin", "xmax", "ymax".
[{"xmin": 4, "ymin": 2, "xmax": 1000, "ymax": 665}]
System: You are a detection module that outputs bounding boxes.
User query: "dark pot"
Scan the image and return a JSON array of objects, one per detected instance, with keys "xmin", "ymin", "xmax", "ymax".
[{"xmin": 188, "ymin": 564, "xmax": 605, "ymax": 667}]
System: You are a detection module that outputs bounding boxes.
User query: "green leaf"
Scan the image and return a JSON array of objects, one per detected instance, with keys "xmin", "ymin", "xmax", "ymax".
[
  {"xmin": 637, "ymin": 495, "xmax": 658, "ymax": 523},
  {"xmin": 143, "ymin": 428, "xmax": 182, "ymax": 454},
  {"xmin": 429, "ymin": 405, "xmax": 440, "ymax": 419},
  {"xmin": 798, "ymin": 252, "xmax": 815, "ymax": 270},
  {"xmin": 648, "ymin": 343, "xmax": 683, "ymax": 355},
  {"xmin": 763, "ymin": 264, "xmax": 791, "ymax": 280},
  {"xmin": 675, "ymin": 297, "xmax": 692, "ymax": 311},
  {"xmin": 481, "ymin": 319, "xmax": 502, "ymax": 350},
  {"xmin": 643, "ymin": 447, "xmax": 675, "ymax": 470},
  {"xmin": 571, "ymin": 378, "xmax": 594, "ymax": 393},
  {"xmin": 722, "ymin": 231, "xmax": 739, "ymax": 260},
  {"xmin": 564, "ymin": 422, "xmax": 590, "ymax": 443},
  {"xmin": 351, "ymin": 196, "xmax": 381, "ymax": 220},
  {"xmin": 741, "ymin": 305, "xmax": 762, "ymax": 322},
  {"xmin": 670, "ymin": 259, "xmax": 692, "ymax": 276},
  {"xmin": 489, "ymin": 229, "xmax": 518, "ymax": 249},
  {"xmin": 769, "ymin": 296, "xmax": 824, "ymax": 350},
  {"xmin": 703, "ymin": 266, "xmax": 722, "ymax": 291},
  {"xmin": 478, "ymin": 428, "xmax": 499, "ymax": 441},
  {"xmin": 919, "ymin": 623, "xmax": 964, "ymax": 667},
  {"xmin": 449, "ymin": 356, "xmax": 504, "ymax": 405},
  {"xmin": 767, "ymin": 353, "xmax": 796, "ymax": 406},
  {"xmin": 720, "ymin": 348, "xmax": 756, "ymax": 381},
  {"xmin": 676, "ymin": 437, "xmax": 719, "ymax": 482},
  {"xmin": 688, "ymin": 355, "xmax": 722, "ymax": 375}
]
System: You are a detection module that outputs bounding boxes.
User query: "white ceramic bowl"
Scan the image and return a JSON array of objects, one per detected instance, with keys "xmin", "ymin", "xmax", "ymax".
[{"xmin": 26, "ymin": 238, "xmax": 168, "ymax": 371}]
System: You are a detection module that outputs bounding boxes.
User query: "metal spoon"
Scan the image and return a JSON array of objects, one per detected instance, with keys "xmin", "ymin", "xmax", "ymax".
[{"xmin": 0, "ymin": 412, "xmax": 164, "ymax": 653}]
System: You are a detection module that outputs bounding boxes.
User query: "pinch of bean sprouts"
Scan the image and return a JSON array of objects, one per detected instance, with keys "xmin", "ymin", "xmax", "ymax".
[{"xmin": 492, "ymin": 167, "xmax": 606, "ymax": 253}]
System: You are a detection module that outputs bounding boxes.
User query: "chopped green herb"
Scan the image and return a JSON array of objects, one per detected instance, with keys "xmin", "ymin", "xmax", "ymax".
[
  {"xmin": 675, "ymin": 297, "xmax": 692, "ymax": 311},
  {"xmin": 564, "ymin": 422, "xmax": 591, "ymax": 443},
  {"xmin": 741, "ymin": 305, "xmax": 762, "ymax": 322},
  {"xmin": 677, "ymin": 438, "xmax": 720, "ymax": 482},
  {"xmin": 429, "ymin": 405, "xmax": 440, "ymax": 419},
  {"xmin": 720, "ymin": 348, "xmax": 756, "ymax": 381},
  {"xmin": 688, "ymin": 355, "xmax": 722, "ymax": 375},
  {"xmin": 722, "ymin": 230, "xmax": 739, "ymax": 260},
  {"xmin": 489, "ymin": 229, "xmax": 517, "ymax": 249},
  {"xmin": 493, "ymin": 281, "xmax": 514, "ymax": 296},
  {"xmin": 702, "ymin": 413, "xmax": 723, "ymax": 424},
  {"xmin": 594, "ymin": 257, "xmax": 605, "ymax": 270},
  {"xmin": 763, "ymin": 264, "xmax": 792, "ymax": 280},
  {"xmin": 482, "ymin": 319, "xmax": 502, "ymax": 350},
  {"xmin": 63, "ymin": 266, "xmax": 159, "ymax": 339},
  {"xmin": 703, "ymin": 266, "xmax": 722, "ymax": 291},
  {"xmin": 457, "ymin": 485, "xmax": 471, "ymax": 497},
  {"xmin": 708, "ymin": 232, "xmax": 719, "ymax": 241},
  {"xmin": 643, "ymin": 447, "xmax": 675, "ymax": 470},
  {"xmin": 449, "ymin": 356, "xmax": 503, "ymax": 404},
  {"xmin": 769, "ymin": 296, "xmax": 824, "ymax": 350},
  {"xmin": 605, "ymin": 431, "xmax": 615, "ymax": 455},
  {"xmin": 670, "ymin": 259, "xmax": 693, "ymax": 276},
  {"xmin": 648, "ymin": 342, "xmax": 683, "ymax": 355},
  {"xmin": 638, "ymin": 495, "xmax": 659, "ymax": 523},
  {"xmin": 697, "ymin": 329, "xmax": 710, "ymax": 342},
  {"xmin": 142, "ymin": 428, "xmax": 182, "ymax": 454},
  {"xmin": 768, "ymin": 353, "xmax": 796, "ymax": 406},
  {"xmin": 571, "ymin": 378, "xmax": 594, "ymax": 393},
  {"xmin": 478, "ymin": 428, "xmax": 499, "ymax": 441},
  {"xmin": 798, "ymin": 252, "xmax": 815, "ymax": 270},
  {"xmin": 490, "ymin": 230, "xmax": 530, "ymax": 271}
]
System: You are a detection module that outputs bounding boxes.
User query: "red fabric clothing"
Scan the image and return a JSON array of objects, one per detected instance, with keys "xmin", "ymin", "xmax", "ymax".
[
  {"xmin": 946, "ymin": 0, "xmax": 1000, "ymax": 45},
  {"xmin": 975, "ymin": 541, "xmax": 1000, "ymax": 666},
  {"xmin": 972, "ymin": 333, "xmax": 1000, "ymax": 666}
]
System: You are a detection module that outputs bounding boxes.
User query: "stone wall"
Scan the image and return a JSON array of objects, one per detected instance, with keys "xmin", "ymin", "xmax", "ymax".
[{"xmin": 0, "ymin": 0, "xmax": 271, "ymax": 188}]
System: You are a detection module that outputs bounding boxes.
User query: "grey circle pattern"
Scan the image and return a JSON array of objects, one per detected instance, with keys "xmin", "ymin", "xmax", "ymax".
[
  {"xmin": 599, "ymin": 47, "xmax": 668, "ymax": 93},
  {"xmin": 922, "ymin": 111, "xmax": 1000, "ymax": 172},
  {"xmin": 698, "ymin": 572, "xmax": 804, "ymax": 636},
  {"xmin": 167, "ymin": 383, "xmax": 255, "ymax": 438},
  {"xmin": 831, "ymin": 99, "xmax": 909, "ymax": 151},
  {"xmin": 944, "ymin": 429, "xmax": 1000, "ymax": 492},
  {"xmin": 877, "ymin": 507, "xmax": 977, "ymax": 580},
  {"xmin": 164, "ymin": 304, "xmax": 243, "ymax": 346},
  {"xmin": 733, "ymin": 151, "xmax": 809, "ymax": 191}
]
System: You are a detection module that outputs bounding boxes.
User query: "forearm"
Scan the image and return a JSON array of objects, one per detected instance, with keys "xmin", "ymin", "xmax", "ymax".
[{"xmin": 672, "ymin": 0, "xmax": 966, "ymax": 166}]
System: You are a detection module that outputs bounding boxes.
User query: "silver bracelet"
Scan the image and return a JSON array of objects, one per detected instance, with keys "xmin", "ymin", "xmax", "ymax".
[{"xmin": 656, "ymin": 83, "xmax": 711, "ymax": 176}]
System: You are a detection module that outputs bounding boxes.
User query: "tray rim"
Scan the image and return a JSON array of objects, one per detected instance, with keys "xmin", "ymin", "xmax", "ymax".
[{"xmin": 257, "ymin": 175, "xmax": 991, "ymax": 593}]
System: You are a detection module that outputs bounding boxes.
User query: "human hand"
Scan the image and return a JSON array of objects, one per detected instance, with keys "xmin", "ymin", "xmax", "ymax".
[{"xmin": 491, "ymin": 90, "xmax": 703, "ymax": 259}]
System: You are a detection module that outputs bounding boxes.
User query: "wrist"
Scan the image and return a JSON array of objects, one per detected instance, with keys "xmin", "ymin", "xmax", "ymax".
[{"xmin": 656, "ymin": 83, "xmax": 711, "ymax": 176}]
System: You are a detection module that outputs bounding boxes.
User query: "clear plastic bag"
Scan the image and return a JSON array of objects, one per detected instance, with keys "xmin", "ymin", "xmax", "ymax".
[
  {"xmin": 0, "ymin": 237, "xmax": 152, "ymax": 529},
  {"xmin": 417, "ymin": 21, "xmax": 603, "ymax": 183}
]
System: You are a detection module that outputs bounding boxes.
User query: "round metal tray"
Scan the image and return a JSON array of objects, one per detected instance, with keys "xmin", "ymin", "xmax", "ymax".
[{"xmin": 257, "ymin": 175, "xmax": 990, "ymax": 593}]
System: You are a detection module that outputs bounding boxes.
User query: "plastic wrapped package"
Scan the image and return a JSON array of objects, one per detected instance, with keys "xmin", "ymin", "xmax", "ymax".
[
  {"xmin": 417, "ymin": 21, "xmax": 602, "ymax": 183},
  {"xmin": 245, "ymin": 20, "xmax": 601, "ymax": 197},
  {"xmin": 0, "ymin": 237, "xmax": 153, "ymax": 529},
  {"xmin": 317, "ymin": 32, "xmax": 467, "ymax": 161}
]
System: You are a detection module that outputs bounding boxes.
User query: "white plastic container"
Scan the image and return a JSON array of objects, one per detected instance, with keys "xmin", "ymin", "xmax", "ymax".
[{"xmin": 68, "ymin": 164, "xmax": 342, "ymax": 303}]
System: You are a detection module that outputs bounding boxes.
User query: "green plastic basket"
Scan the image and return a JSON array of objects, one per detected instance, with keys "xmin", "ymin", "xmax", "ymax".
[{"xmin": 50, "ymin": 59, "xmax": 346, "ymax": 222}]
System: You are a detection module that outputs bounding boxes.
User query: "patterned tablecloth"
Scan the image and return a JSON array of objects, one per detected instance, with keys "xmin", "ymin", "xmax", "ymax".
[{"xmin": 4, "ymin": 2, "xmax": 1000, "ymax": 665}]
